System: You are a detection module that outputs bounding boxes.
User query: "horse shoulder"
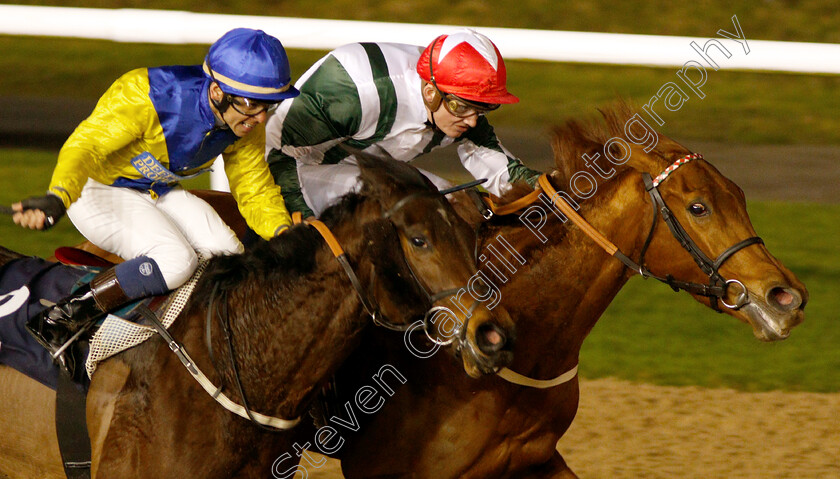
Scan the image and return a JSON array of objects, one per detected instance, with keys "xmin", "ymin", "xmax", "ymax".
[
  {"xmin": 88, "ymin": 358, "xmax": 132, "ymax": 478},
  {"xmin": 0, "ymin": 366, "xmax": 63, "ymax": 478}
]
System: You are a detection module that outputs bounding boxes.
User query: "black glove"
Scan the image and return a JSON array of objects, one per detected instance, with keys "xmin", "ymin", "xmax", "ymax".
[{"xmin": 21, "ymin": 194, "xmax": 66, "ymax": 230}]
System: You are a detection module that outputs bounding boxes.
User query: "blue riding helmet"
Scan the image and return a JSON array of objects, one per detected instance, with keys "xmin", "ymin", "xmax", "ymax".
[{"xmin": 203, "ymin": 28, "xmax": 300, "ymax": 102}]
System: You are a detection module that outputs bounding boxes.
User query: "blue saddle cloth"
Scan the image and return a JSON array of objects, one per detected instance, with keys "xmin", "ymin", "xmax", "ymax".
[{"xmin": 0, "ymin": 257, "xmax": 91, "ymax": 389}]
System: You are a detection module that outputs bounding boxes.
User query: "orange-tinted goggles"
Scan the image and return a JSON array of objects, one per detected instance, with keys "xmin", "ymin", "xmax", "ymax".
[{"xmin": 439, "ymin": 91, "xmax": 500, "ymax": 118}]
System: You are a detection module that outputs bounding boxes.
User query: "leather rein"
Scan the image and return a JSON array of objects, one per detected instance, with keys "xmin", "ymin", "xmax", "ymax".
[{"xmin": 536, "ymin": 153, "xmax": 762, "ymax": 310}]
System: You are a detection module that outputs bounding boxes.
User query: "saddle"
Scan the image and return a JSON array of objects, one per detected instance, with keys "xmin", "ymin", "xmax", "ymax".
[
  {"xmin": 0, "ymin": 247, "xmax": 203, "ymax": 479},
  {"xmin": 57, "ymin": 247, "xmax": 205, "ymax": 381},
  {"xmin": 0, "ymin": 247, "xmax": 196, "ymax": 388}
]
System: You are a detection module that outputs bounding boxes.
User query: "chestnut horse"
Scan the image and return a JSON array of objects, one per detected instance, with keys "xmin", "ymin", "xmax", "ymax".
[
  {"xmin": 43, "ymin": 106, "xmax": 808, "ymax": 477},
  {"xmin": 0, "ymin": 155, "xmax": 514, "ymax": 478},
  {"xmin": 318, "ymin": 105, "xmax": 808, "ymax": 478}
]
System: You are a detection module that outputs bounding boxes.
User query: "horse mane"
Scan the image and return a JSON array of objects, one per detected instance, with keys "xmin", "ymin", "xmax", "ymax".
[
  {"xmin": 356, "ymin": 146, "xmax": 437, "ymax": 196},
  {"xmin": 192, "ymin": 192, "xmax": 367, "ymax": 297},
  {"xmin": 550, "ymin": 100, "xmax": 690, "ymax": 188},
  {"xmin": 487, "ymin": 100, "xmax": 695, "ymax": 223},
  {"xmin": 194, "ymin": 145, "xmax": 437, "ymax": 296}
]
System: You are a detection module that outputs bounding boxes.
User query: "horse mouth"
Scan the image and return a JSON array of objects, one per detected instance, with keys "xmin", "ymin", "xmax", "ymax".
[
  {"xmin": 740, "ymin": 293, "xmax": 803, "ymax": 342},
  {"xmin": 463, "ymin": 349, "xmax": 515, "ymax": 378}
]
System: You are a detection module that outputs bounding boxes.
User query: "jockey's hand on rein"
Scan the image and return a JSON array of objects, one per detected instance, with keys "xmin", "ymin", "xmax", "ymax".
[{"xmin": 14, "ymin": 194, "xmax": 66, "ymax": 231}]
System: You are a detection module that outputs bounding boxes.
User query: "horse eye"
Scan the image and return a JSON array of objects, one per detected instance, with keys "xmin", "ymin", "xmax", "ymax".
[
  {"xmin": 410, "ymin": 236, "xmax": 428, "ymax": 248},
  {"xmin": 689, "ymin": 202, "xmax": 709, "ymax": 217}
]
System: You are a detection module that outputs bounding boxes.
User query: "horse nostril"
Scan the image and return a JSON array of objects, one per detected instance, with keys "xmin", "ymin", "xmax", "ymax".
[
  {"xmin": 476, "ymin": 322, "xmax": 507, "ymax": 354},
  {"xmin": 768, "ymin": 286, "xmax": 802, "ymax": 311}
]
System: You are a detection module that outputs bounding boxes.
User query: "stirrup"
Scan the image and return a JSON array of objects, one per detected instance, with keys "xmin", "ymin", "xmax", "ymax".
[
  {"xmin": 26, "ymin": 313, "xmax": 98, "ymax": 367},
  {"xmin": 49, "ymin": 320, "xmax": 96, "ymax": 380},
  {"xmin": 51, "ymin": 322, "xmax": 95, "ymax": 362}
]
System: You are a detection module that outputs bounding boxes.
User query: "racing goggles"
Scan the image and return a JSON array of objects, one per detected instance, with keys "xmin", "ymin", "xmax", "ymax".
[
  {"xmin": 227, "ymin": 96, "xmax": 279, "ymax": 117},
  {"xmin": 439, "ymin": 91, "xmax": 500, "ymax": 118}
]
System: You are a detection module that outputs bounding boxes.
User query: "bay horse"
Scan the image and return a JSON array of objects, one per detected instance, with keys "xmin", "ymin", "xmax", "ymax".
[
  {"xmin": 0, "ymin": 154, "xmax": 515, "ymax": 478},
  {"xmin": 318, "ymin": 104, "xmax": 808, "ymax": 478}
]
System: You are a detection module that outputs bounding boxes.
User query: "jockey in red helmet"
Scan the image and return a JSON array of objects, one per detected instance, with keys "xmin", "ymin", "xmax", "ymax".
[
  {"xmin": 265, "ymin": 28, "xmax": 540, "ymax": 218},
  {"xmin": 417, "ymin": 29, "xmax": 519, "ymax": 134}
]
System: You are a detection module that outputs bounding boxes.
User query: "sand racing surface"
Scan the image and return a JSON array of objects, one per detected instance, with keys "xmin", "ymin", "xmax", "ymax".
[{"xmin": 299, "ymin": 377, "xmax": 840, "ymax": 478}]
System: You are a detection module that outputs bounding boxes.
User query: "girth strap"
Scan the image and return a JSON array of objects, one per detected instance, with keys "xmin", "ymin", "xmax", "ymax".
[
  {"xmin": 55, "ymin": 368, "xmax": 92, "ymax": 479},
  {"xmin": 498, "ymin": 364, "xmax": 579, "ymax": 389}
]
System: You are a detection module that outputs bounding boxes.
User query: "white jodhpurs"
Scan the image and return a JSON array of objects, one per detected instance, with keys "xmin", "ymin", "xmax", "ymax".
[
  {"xmin": 297, "ymin": 159, "xmax": 454, "ymax": 216},
  {"xmin": 67, "ymin": 179, "xmax": 243, "ymax": 290}
]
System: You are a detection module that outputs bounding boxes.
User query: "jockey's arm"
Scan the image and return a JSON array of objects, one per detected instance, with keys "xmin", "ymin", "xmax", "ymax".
[
  {"xmin": 49, "ymin": 71, "xmax": 152, "ymax": 209},
  {"xmin": 265, "ymin": 54, "xmax": 363, "ymax": 165},
  {"xmin": 223, "ymin": 125, "xmax": 292, "ymax": 239},
  {"xmin": 15, "ymin": 71, "xmax": 150, "ymax": 231},
  {"xmin": 263, "ymin": 56, "xmax": 365, "ymax": 216},
  {"xmin": 458, "ymin": 116, "xmax": 541, "ymax": 197}
]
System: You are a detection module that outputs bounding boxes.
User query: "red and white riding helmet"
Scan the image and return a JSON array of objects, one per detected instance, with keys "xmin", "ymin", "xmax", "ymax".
[{"xmin": 417, "ymin": 29, "xmax": 519, "ymax": 105}]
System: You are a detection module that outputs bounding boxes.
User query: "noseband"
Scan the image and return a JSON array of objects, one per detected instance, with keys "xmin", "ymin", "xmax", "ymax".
[{"xmin": 537, "ymin": 153, "xmax": 762, "ymax": 311}]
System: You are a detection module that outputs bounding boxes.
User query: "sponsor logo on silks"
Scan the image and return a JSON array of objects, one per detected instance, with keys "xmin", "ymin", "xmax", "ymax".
[
  {"xmin": 0, "ymin": 285, "xmax": 30, "ymax": 318},
  {"xmin": 138, "ymin": 262, "xmax": 154, "ymax": 277},
  {"xmin": 130, "ymin": 152, "xmax": 209, "ymax": 186}
]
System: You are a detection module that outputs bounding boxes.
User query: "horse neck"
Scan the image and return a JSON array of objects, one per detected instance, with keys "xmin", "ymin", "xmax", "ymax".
[
  {"xmin": 215, "ymin": 204, "xmax": 381, "ymax": 419},
  {"xmin": 486, "ymin": 170, "xmax": 651, "ymax": 375}
]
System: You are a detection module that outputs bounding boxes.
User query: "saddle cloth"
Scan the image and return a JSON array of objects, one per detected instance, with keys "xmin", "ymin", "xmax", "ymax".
[
  {"xmin": 0, "ymin": 257, "xmax": 87, "ymax": 389},
  {"xmin": 84, "ymin": 257, "xmax": 206, "ymax": 378},
  {"xmin": 0, "ymin": 255, "xmax": 206, "ymax": 389}
]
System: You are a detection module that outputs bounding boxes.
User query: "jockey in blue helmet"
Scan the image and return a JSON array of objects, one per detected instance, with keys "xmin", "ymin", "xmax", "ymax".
[
  {"xmin": 204, "ymin": 27, "xmax": 299, "ymax": 134},
  {"xmin": 13, "ymin": 28, "xmax": 299, "ymax": 376}
]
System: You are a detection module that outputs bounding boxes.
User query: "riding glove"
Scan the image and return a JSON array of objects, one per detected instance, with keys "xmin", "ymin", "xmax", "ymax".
[{"xmin": 21, "ymin": 194, "xmax": 66, "ymax": 230}]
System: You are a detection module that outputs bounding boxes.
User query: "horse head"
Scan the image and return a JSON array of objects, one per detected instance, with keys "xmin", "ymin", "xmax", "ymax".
[
  {"xmin": 349, "ymin": 150, "xmax": 515, "ymax": 377},
  {"xmin": 549, "ymin": 103, "xmax": 807, "ymax": 341}
]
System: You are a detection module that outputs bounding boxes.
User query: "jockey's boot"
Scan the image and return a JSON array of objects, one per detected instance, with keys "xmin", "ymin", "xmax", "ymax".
[{"xmin": 26, "ymin": 267, "xmax": 130, "ymax": 369}]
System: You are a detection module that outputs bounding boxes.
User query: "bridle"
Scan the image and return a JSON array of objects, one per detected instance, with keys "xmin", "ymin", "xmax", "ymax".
[
  {"xmin": 471, "ymin": 153, "xmax": 764, "ymax": 390},
  {"xmin": 170, "ymin": 188, "xmax": 482, "ymax": 431},
  {"xmin": 381, "ymin": 191, "xmax": 481, "ymax": 347},
  {"xmin": 143, "ymin": 184, "xmax": 490, "ymax": 431},
  {"xmin": 531, "ymin": 153, "xmax": 763, "ymax": 311},
  {"xmin": 633, "ymin": 154, "xmax": 763, "ymax": 310}
]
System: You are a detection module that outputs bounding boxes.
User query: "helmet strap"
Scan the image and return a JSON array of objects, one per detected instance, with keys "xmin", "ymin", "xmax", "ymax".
[
  {"xmin": 421, "ymin": 82, "xmax": 443, "ymax": 131},
  {"xmin": 426, "ymin": 87, "xmax": 443, "ymax": 112},
  {"xmin": 210, "ymin": 85, "xmax": 232, "ymax": 115},
  {"xmin": 423, "ymin": 37, "xmax": 444, "ymax": 131},
  {"xmin": 209, "ymin": 83, "xmax": 236, "ymax": 130},
  {"xmin": 206, "ymin": 65, "xmax": 236, "ymax": 129}
]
